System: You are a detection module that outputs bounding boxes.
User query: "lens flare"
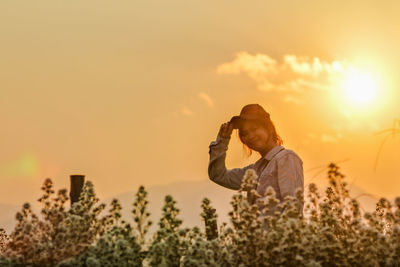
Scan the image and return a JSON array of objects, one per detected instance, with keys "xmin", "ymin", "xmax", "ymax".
[{"xmin": 0, "ymin": 152, "xmax": 39, "ymax": 179}]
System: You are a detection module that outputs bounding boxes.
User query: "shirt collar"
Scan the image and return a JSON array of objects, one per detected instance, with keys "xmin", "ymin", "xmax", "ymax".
[{"xmin": 263, "ymin": 145, "xmax": 285, "ymax": 161}]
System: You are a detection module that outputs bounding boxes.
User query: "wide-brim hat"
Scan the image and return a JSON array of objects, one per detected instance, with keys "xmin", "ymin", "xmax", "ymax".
[{"xmin": 230, "ymin": 104, "xmax": 271, "ymax": 130}]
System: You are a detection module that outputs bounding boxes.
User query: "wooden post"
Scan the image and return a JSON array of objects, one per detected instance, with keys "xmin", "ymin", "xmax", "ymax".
[{"xmin": 70, "ymin": 175, "xmax": 85, "ymax": 206}]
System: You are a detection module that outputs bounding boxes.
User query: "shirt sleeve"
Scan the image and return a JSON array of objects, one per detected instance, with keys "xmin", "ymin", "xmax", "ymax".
[
  {"xmin": 208, "ymin": 135, "xmax": 254, "ymax": 190},
  {"xmin": 276, "ymin": 152, "xmax": 304, "ymax": 199}
]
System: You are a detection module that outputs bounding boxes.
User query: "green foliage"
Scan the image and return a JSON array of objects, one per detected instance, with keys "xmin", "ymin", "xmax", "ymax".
[
  {"xmin": 1, "ymin": 164, "xmax": 400, "ymax": 266},
  {"xmin": 0, "ymin": 228, "xmax": 9, "ymax": 252},
  {"xmin": 0, "ymin": 179, "xmax": 106, "ymax": 267},
  {"xmin": 147, "ymin": 195, "xmax": 188, "ymax": 266},
  {"xmin": 157, "ymin": 195, "xmax": 182, "ymax": 234},
  {"xmin": 57, "ymin": 224, "xmax": 142, "ymax": 267},
  {"xmin": 132, "ymin": 185, "xmax": 152, "ymax": 246},
  {"xmin": 200, "ymin": 198, "xmax": 218, "ymax": 240}
]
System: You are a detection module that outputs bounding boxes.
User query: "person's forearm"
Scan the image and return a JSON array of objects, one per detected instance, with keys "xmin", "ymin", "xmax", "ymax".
[{"xmin": 208, "ymin": 136, "xmax": 244, "ymax": 190}]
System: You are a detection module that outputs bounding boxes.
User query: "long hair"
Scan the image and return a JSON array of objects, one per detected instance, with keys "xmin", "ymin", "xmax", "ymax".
[{"xmin": 238, "ymin": 118, "xmax": 283, "ymax": 157}]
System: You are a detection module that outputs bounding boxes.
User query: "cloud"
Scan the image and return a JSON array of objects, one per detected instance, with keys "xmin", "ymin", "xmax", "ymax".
[
  {"xmin": 320, "ymin": 134, "xmax": 339, "ymax": 143},
  {"xmin": 305, "ymin": 132, "xmax": 343, "ymax": 144},
  {"xmin": 217, "ymin": 52, "xmax": 277, "ymax": 78},
  {"xmin": 197, "ymin": 92, "xmax": 214, "ymax": 107},
  {"xmin": 181, "ymin": 106, "xmax": 193, "ymax": 116},
  {"xmin": 177, "ymin": 92, "xmax": 213, "ymax": 118},
  {"xmin": 283, "ymin": 95, "xmax": 301, "ymax": 105},
  {"xmin": 283, "ymin": 55, "xmax": 343, "ymax": 76},
  {"xmin": 217, "ymin": 52, "xmax": 345, "ymax": 92}
]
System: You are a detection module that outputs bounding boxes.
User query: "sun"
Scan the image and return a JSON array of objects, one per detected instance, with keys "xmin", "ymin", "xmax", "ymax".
[{"xmin": 341, "ymin": 69, "xmax": 378, "ymax": 106}]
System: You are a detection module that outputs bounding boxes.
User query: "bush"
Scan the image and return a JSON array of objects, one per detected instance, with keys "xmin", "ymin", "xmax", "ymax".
[
  {"xmin": 0, "ymin": 179, "xmax": 106, "ymax": 266},
  {"xmin": 1, "ymin": 163, "xmax": 400, "ymax": 266}
]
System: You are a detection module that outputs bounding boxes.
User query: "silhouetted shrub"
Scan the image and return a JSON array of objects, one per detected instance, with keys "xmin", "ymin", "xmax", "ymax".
[{"xmin": 1, "ymin": 163, "xmax": 400, "ymax": 266}]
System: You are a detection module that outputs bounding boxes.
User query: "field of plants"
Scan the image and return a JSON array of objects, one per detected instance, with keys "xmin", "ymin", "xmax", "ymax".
[{"xmin": 1, "ymin": 163, "xmax": 399, "ymax": 267}]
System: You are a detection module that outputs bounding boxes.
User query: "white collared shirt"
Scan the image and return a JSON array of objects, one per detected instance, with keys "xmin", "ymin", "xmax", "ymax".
[{"xmin": 208, "ymin": 135, "xmax": 304, "ymax": 207}]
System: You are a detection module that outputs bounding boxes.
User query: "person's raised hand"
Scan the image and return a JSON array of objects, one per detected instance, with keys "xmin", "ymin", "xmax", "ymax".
[{"xmin": 218, "ymin": 122, "xmax": 233, "ymax": 139}]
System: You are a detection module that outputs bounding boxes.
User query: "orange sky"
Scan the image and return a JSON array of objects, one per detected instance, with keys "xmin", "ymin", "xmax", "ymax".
[{"xmin": 1, "ymin": 0, "xmax": 400, "ymax": 206}]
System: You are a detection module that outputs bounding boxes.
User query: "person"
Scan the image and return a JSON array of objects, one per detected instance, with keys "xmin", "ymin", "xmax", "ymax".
[{"xmin": 208, "ymin": 104, "xmax": 304, "ymax": 215}]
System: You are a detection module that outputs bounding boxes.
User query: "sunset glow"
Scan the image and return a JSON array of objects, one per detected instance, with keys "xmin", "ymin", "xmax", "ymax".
[{"xmin": 1, "ymin": 1, "xmax": 400, "ymax": 226}]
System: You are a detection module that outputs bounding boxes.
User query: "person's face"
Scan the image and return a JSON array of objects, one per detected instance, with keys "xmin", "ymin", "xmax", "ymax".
[{"xmin": 239, "ymin": 121, "xmax": 271, "ymax": 153}]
